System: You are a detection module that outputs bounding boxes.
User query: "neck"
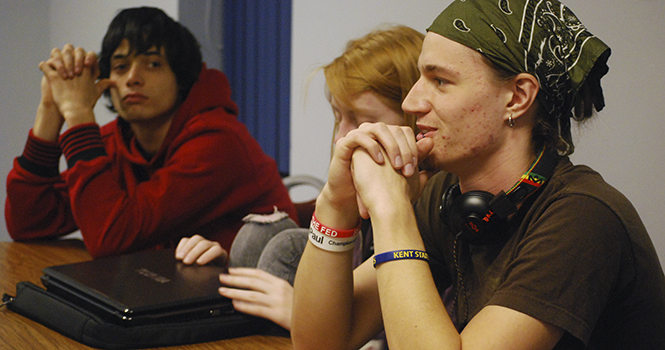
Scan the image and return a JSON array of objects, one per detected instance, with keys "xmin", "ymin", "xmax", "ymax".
[
  {"xmin": 457, "ymin": 141, "xmax": 536, "ymax": 196},
  {"xmin": 130, "ymin": 114, "xmax": 175, "ymax": 156}
]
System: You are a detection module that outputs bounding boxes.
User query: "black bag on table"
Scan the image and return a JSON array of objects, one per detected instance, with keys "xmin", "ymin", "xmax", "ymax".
[{"xmin": 3, "ymin": 281, "xmax": 277, "ymax": 349}]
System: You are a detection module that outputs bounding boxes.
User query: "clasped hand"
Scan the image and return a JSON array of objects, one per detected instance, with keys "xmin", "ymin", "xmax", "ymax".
[
  {"xmin": 328, "ymin": 122, "xmax": 435, "ymax": 219},
  {"xmin": 37, "ymin": 44, "xmax": 114, "ymax": 127}
]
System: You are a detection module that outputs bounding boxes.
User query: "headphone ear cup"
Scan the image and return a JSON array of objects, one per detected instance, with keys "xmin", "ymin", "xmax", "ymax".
[
  {"xmin": 441, "ymin": 184, "xmax": 508, "ymax": 245},
  {"xmin": 454, "ymin": 191, "xmax": 500, "ymax": 245},
  {"xmin": 440, "ymin": 183, "xmax": 461, "ymax": 232}
]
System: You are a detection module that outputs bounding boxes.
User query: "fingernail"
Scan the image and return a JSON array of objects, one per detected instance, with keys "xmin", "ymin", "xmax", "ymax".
[
  {"xmin": 376, "ymin": 152, "xmax": 384, "ymax": 163},
  {"xmin": 404, "ymin": 163, "xmax": 414, "ymax": 176},
  {"xmin": 395, "ymin": 155, "xmax": 403, "ymax": 167}
]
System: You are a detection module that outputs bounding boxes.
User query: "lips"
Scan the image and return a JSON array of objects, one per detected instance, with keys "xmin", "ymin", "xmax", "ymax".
[
  {"xmin": 122, "ymin": 92, "xmax": 147, "ymax": 104},
  {"xmin": 416, "ymin": 124, "xmax": 437, "ymax": 140}
]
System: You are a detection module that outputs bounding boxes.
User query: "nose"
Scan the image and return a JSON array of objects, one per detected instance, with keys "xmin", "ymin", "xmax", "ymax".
[
  {"xmin": 402, "ymin": 77, "xmax": 428, "ymax": 118},
  {"xmin": 125, "ymin": 63, "xmax": 143, "ymax": 86}
]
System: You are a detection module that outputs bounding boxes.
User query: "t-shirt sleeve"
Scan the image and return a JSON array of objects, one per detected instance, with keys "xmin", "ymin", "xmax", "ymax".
[{"xmin": 489, "ymin": 193, "xmax": 626, "ymax": 345}]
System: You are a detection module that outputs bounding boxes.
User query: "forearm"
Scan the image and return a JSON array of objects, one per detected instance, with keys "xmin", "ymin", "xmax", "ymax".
[
  {"xmin": 292, "ymin": 189, "xmax": 359, "ymax": 349},
  {"xmin": 6, "ymin": 161, "xmax": 77, "ymax": 240},
  {"xmin": 55, "ymin": 124, "xmax": 145, "ymax": 256},
  {"xmin": 62, "ymin": 107, "xmax": 96, "ymax": 129},
  {"xmin": 371, "ymin": 204, "xmax": 460, "ymax": 349},
  {"xmin": 31, "ymin": 97, "xmax": 95, "ymax": 138},
  {"xmin": 376, "ymin": 262, "xmax": 459, "ymax": 349},
  {"xmin": 60, "ymin": 124, "xmax": 271, "ymax": 257},
  {"xmin": 33, "ymin": 75, "xmax": 65, "ymax": 142},
  {"xmin": 292, "ymin": 242, "xmax": 355, "ymax": 349},
  {"xmin": 5, "ymin": 130, "xmax": 79, "ymax": 239},
  {"xmin": 33, "ymin": 104, "xmax": 64, "ymax": 142}
]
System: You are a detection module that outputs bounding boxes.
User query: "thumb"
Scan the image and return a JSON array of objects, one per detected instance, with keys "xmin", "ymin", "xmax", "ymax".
[
  {"xmin": 413, "ymin": 137, "xmax": 436, "ymax": 202},
  {"xmin": 38, "ymin": 61, "xmax": 56, "ymax": 79},
  {"xmin": 416, "ymin": 137, "xmax": 434, "ymax": 162},
  {"xmin": 95, "ymin": 79, "xmax": 115, "ymax": 97}
]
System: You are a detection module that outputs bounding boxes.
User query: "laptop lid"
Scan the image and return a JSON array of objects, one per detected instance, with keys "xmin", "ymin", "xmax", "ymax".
[{"xmin": 41, "ymin": 248, "xmax": 235, "ymax": 324}]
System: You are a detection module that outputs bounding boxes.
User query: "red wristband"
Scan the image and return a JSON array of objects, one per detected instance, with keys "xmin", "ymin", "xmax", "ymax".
[{"xmin": 310, "ymin": 212, "xmax": 360, "ymax": 238}]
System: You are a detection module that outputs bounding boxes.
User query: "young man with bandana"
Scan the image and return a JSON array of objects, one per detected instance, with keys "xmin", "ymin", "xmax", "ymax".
[
  {"xmin": 5, "ymin": 7, "xmax": 297, "ymax": 259},
  {"xmin": 291, "ymin": 0, "xmax": 665, "ymax": 349}
]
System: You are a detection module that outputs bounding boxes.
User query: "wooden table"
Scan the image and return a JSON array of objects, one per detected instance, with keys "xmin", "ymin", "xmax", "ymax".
[{"xmin": 0, "ymin": 239, "xmax": 293, "ymax": 349}]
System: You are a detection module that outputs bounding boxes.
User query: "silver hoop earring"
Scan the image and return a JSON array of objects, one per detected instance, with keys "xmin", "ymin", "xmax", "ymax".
[{"xmin": 508, "ymin": 114, "xmax": 515, "ymax": 128}]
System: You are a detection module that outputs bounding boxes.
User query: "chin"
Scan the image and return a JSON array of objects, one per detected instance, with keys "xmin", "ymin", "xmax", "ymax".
[{"xmin": 119, "ymin": 110, "xmax": 148, "ymax": 122}]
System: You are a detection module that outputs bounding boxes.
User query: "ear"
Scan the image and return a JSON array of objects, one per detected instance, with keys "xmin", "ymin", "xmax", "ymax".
[{"xmin": 506, "ymin": 73, "xmax": 539, "ymax": 119}]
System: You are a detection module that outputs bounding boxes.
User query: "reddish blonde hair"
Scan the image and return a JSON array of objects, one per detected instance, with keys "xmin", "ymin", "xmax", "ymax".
[{"xmin": 323, "ymin": 25, "xmax": 424, "ymax": 141}]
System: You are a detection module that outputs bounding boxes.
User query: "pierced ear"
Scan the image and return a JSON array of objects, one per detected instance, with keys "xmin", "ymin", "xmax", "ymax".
[{"xmin": 507, "ymin": 73, "xmax": 539, "ymax": 118}]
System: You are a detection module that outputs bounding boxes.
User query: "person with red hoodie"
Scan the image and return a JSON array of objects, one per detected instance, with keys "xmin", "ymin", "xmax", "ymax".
[{"xmin": 5, "ymin": 7, "xmax": 296, "ymax": 259}]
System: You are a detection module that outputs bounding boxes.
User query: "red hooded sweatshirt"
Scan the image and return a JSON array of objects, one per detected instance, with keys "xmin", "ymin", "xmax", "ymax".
[{"xmin": 6, "ymin": 66, "xmax": 297, "ymax": 258}]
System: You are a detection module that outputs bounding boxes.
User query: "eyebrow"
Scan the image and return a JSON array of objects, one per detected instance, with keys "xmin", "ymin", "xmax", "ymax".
[
  {"xmin": 111, "ymin": 49, "xmax": 162, "ymax": 61},
  {"xmin": 421, "ymin": 64, "xmax": 459, "ymax": 77}
]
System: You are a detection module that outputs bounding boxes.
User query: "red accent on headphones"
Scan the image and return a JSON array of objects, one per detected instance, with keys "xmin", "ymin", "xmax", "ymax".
[{"xmin": 440, "ymin": 149, "xmax": 557, "ymax": 245}]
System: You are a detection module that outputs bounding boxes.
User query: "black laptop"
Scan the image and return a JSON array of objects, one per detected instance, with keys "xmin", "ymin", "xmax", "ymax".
[{"xmin": 40, "ymin": 248, "xmax": 242, "ymax": 326}]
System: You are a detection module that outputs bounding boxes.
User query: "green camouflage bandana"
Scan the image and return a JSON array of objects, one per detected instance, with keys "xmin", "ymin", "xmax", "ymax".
[{"xmin": 428, "ymin": 0, "xmax": 611, "ymax": 120}]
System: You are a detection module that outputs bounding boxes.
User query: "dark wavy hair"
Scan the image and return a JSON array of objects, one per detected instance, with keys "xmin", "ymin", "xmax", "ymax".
[
  {"xmin": 482, "ymin": 53, "xmax": 609, "ymax": 157},
  {"xmin": 98, "ymin": 7, "xmax": 202, "ymax": 111}
]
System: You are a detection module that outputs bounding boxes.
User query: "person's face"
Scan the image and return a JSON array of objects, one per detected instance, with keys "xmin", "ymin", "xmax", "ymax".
[
  {"xmin": 108, "ymin": 39, "xmax": 179, "ymax": 125},
  {"xmin": 331, "ymin": 91, "xmax": 405, "ymax": 144},
  {"xmin": 402, "ymin": 32, "xmax": 512, "ymax": 174}
]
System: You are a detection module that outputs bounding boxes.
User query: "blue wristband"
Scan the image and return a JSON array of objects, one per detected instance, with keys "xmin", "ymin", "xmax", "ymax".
[{"xmin": 373, "ymin": 249, "xmax": 429, "ymax": 268}]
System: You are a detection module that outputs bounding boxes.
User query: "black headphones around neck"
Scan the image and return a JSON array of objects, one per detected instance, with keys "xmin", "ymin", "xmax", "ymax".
[{"xmin": 440, "ymin": 149, "xmax": 558, "ymax": 245}]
